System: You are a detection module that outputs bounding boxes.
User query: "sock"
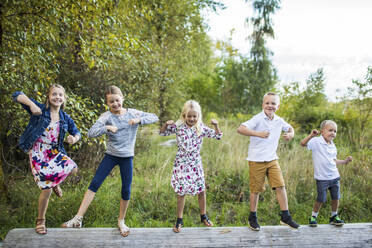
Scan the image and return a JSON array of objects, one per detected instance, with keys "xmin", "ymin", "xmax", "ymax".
[
  {"xmin": 312, "ymin": 211, "xmax": 318, "ymax": 217},
  {"xmin": 331, "ymin": 211, "xmax": 337, "ymax": 217},
  {"xmin": 249, "ymin": 211, "xmax": 257, "ymax": 217},
  {"xmin": 281, "ymin": 210, "xmax": 290, "ymax": 218}
]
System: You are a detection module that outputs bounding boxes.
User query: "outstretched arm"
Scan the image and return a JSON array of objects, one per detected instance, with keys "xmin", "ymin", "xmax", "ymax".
[
  {"xmin": 300, "ymin": 129, "xmax": 319, "ymax": 147},
  {"xmin": 210, "ymin": 119, "xmax": 221, "ymax": 134},
  {"xmin": 160, "ymin": 120, "xmax": 174, "ymax": 134},
  {"xmin": 335, "ymin": 156, "xmax": 353, "ymax": 165},
  {"xmin": 237, "ymin": 125, "xmax": 269, "ymax": 138},
  {"xmin": 15, "ymin": 93, "xmax": 42, "ymax": 115}
]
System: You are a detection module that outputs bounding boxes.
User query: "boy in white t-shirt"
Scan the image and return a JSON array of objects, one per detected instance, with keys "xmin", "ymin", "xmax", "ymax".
[
  {"xmin": 237, "ymin": 92, "xmax": 299, "ymax": 231},
  {"xmin": 301, "ymin": 120, "xmax": 352, "ymax": 227}
]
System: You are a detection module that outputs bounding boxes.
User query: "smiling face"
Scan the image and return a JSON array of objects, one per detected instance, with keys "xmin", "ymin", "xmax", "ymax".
[
  {"xmin": 262, "ymin": 94, "xmax": 280, "ymax": 118},
  {"xmin": 185, "ymin": 110, "xmax": 198, "ymax": 127},
  {"xmin": 321, "ymin": 122, "xmax": 337, "ymax": 144},
  {"xmin": 48, "ymin": 87, "xmax": 65, "ymax": 109},
  {"xmin": 106, "ymin": 93, "xmax": 124, "ymax": 114}
]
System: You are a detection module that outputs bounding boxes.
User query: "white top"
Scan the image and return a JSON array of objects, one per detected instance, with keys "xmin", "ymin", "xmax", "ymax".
[
  {"xmin": 307, "ymin": 136, "xmax": 339, "ymax": 180},
  {"xmin": 241, "ymin": 111, "xmax": 292, "ymax": 162}
]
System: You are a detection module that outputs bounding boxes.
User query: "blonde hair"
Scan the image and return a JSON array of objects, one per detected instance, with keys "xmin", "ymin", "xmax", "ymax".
[
  {"xmin": 320, "ymin": 120, "xmax": 337, "ymax": 130},
  {"xmin": 45, "ymin": 84, "xmax": 66, "ymax": 109},
  {"xmin": 105, "ymin": 85, "xmax": 123, "ymax": 103},
  {"xmin": 263, "ymin": 92, "xmax": 280, "ymax": 104},
  {"xmin": 176, "ymin": 100, "xmax": 203, "ymax": 136}
]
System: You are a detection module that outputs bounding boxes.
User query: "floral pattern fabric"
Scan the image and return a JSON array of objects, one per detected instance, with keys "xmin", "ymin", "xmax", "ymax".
[
  {"xmin": 160, "ymin": 123, "xmax": 222, "ymax": 196},
  {"xmin": 29, "ymin": 121, "xmax": 77, "ymax": 189}
]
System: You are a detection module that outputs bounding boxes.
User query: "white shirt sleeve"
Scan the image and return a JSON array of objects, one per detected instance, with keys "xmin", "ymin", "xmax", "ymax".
[{"xmin": 241, "ymin": 116, "xmax": 257, "ymax": 130}]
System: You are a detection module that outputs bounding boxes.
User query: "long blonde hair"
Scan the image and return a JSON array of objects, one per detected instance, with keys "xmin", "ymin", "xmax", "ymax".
[
  {"xmin": 45, "ymin": 84, "xmax": 66, "ymax": 109},
  {"xmin": 176, "ymin": 100, "xmax": 203, "ymax": 136}
]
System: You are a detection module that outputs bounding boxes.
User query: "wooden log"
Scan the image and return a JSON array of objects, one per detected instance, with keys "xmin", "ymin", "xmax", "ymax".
[{"xmin": 3, "ymin": 223, "xmax": 372, "ymax": 248}]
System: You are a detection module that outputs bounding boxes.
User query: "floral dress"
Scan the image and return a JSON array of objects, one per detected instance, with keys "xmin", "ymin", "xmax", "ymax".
[
  {"xmin": 29, "ymin": 121, "xmax": 77, "ymax": 189},
  {"xmin": 160, "ymin": 123, "xmax": 222, "ymax": 196}
]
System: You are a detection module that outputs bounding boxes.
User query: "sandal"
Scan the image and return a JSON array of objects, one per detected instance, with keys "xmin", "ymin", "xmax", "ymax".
[
  {"xmin": 61, "ymin": 215, "xmax": 83, "ymax": 228},
  {"xmin": 52, "ymin": 185, "xmax": 63, "ymax": 198},
  {"xmin": 201, "ymin": 214, "xmax": 213, "ymax": 227},
  {"xmin": 118, "ymin": 219, "xmax": 130, "ymax": 237},
  {"xmin": 35, "ymin": 219, "xmax": 47, "ymax": 235},
  {"xmin": 173, "ymin": 218, "xmax": 183, "ymax": 233}
]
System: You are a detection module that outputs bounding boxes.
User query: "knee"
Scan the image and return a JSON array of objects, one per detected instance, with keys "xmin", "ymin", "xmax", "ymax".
[
  {"xmin": 88, "ymin": 178, "xmax": 101, "ymax": 193},
  {"xmin": 121, "ymin": 189, "xmax": 131, "ymax": 200}
]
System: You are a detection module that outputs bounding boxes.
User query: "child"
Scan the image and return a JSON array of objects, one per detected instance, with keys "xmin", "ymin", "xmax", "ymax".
[
  {"xmin": 62, "ymin": 85, "xmax": 158, "ymax": 237},
  {"xmin": 12, "ymin": 84, "xmax": 80, "ymax": 235},
  {"xmin": 237, "ymin": 92, "xmax": 299, "ymax": 231},
  {"xmin": 159, "ymin": 100, "xmax": 222, "ymax": 233},
  {"xmin": 300, "ymin": 120, "xmax": 352, "ymax": 227}
]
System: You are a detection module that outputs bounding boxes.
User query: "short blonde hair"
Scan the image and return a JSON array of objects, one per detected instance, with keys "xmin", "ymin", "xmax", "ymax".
[
  {"xmin": 320, "ymin": 120, "xmax": 337, "ymax": 130},
  {"xmin": 263, "ymin": 92, "xmax": 280, "ymax": 104},
  {"xmin": 105, "ymin": 85, "xmax": 123, "ymax": 103},
  {"xmin": 176, "ymin": 100, "xmax": 203, "ymax": 136},
  {"xmin": 45, "ymin": 84, "xmax": 66, "ymax": 109}
]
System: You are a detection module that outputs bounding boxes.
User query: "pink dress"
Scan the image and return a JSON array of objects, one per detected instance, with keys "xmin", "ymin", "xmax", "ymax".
[
  {"xmin": 29, "ymin": 121, "xmax": 77, "ymax": 189},
  {"xmin": 160, "ymin": 123, "xmax": 222, "ymax": 196}
]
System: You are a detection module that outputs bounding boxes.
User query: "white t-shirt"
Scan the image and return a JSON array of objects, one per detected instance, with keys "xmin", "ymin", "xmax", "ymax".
[
  {"xmin": 241, "ymin": 111, "xmax": 292, "ymax": 162},
  {"xmin": 307, "ymin": 136, "xmax": 339, "ymax": 180}
]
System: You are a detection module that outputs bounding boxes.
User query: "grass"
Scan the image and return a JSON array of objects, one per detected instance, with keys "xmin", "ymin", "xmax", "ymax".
[{"xmin": 1, "ymin": 119, "xmax": 371, "ymax": 240}]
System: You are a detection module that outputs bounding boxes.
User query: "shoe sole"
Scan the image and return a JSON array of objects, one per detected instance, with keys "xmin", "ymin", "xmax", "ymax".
[
  {"xmin": 248, "ymin": 225, "xmax": 260, "ymax": 231},
  {"xmin": 280, "ymin": 220, "xmax": 299, "ymax": 229},
  {"xmin": 330, "ymin": 222, "xmax": 344, "ymax": 226},
  {"xmin": 309, "ymin": 224, "xmax": 317, "ymax": 227}
]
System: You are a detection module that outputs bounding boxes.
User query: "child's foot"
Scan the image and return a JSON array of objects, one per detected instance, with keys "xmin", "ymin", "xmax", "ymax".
[
  {"xmin": 329, "ymin": 214, "xmax": 344, "ymax": 226},
  {"xmin": 200, "ymin": 214, "xmax": 213, "ymax": 227},
  {"xmin": 61, "ymin": 215, "xmax": 83, "ymax": 228},
  {"xmin": 35, "ymin": 219, "xmax": 47, "ymax": 235},
  {"xmin": 118, "ymin": 219, "xmax": 130, "ymax": 237},
  {"xmin": 248, "ymin": 215, "xmax": 260, "ymax": 231},
  {"xmin": 173, "ymin": 218, "xmax": 183, "ymax": 233},
  {"xmin": 52, "ymin": 185, "xmax": 63, "ymax": 198},
  {"xmin": 280, "ymin": 215, "xmax": 300, "ymax": 229},
  {"xmin": 309, "ymin": 216, "xmax": 318, "ymax": 227}
]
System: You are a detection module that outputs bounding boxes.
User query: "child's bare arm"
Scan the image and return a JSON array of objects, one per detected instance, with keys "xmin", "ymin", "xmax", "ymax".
[
  {"xmin": 300, "ymin": 129, "xmax": 319, "ymax": 146},
  {"xmin": 160, "ymin": 120, "xmax": 174, "ymax": 133},
  {"xmin": 16, "ymin": 94, "xmax": 42, "ymax": 115},
  {"xmin": 210, "ymin": 119, "xmax": 222, "ymax": 134},
  {"xmin": 282, "ymin": 127, "xmax": 294, "ymax": 141},
  {"xmin": 335, "ymin": 156, "xmax": 353, "ymax": 165},
  {"xmin": 66, "ymin": 134, "xmax": 80, "ymax": 145},
  {"xmin": 237, "ymin": 125, "xmax": 269, "ymax": 138}
]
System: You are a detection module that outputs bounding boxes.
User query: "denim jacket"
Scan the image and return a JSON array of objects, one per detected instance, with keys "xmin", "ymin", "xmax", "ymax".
[{"xmin": 12, "ymin": 91, "xmax": 81, "ymax": 154}]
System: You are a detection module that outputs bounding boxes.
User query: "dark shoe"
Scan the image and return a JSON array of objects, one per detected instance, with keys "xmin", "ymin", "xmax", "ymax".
[
  {"xmin": 309, "ymin": 216, "xmax": 318, "ymax": 227},
  {"xmin": 248, "ymin": 215, "xmax": 260, "ymax": 231},
  {"xmin": 173, "ymin": 218, "xmax": 183, "ymax": 233},
  {"xmin": 280, "ymin": 215, "xmax": 300, "ymax": 229},
  {"xmin": 330, "ymin": 215, "xmax": 344, "ymax": 226},
  {"xmin": 201, "ymin": 214, "xmax": 213, "ymax": 227}
]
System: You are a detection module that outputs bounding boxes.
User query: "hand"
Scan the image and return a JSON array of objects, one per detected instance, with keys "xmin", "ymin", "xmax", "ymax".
[
  {"xmin": 128, "ymin": 118, "xmax": 141, "ymax": 125},
  {"xmin": 166, "ymin": 120, "xmax": 175, "ymax": 126},
  {"xmin": 211, "ymin": 119, "xmax": 218, "ymax": 126},
  {"xmin": 282, "ymin": 127, "xmax": 293, "ymax": 141},
  {"xmin": 311, "ymin": 129, "xmax": 320, "ymax": 136},
  {"xmin": 258, "ymin": 130, "xmax": 270, "ymax": 138},
  {"xmin": 345, "ymin": 156, "xmax": 353, "ymax": 164},
  {"xmin": 66, "ymin": 135, "xmax": 77, "ymax": 145},
  {"xmin": 106, "ymin": 125, "xmax": 118, "ymax": 133},
  {"xmin": 30, "ymin": 104, "xmax": 42, "ymax": 116}
]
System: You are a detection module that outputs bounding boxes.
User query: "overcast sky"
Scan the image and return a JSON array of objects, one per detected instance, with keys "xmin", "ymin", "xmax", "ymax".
[{"xmin": 205, "ymin": 0, "xmax": 372, "ymax": 101}]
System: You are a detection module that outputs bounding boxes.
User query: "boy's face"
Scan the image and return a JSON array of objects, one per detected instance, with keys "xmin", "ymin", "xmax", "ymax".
[
  {"xmin": 48, "ymin": 87, "xmax": 65, "ymax": 108},
  {"xmin": 106, "ymin": 93, "xmax": 123, "ymax": 114},
  {"xmin": 262, "ymin": 95, "xmax": 279, "ymax": 118},
  {"xmin": 185, "ymin": 110, "xmax": 198, "ymax": 127},
  {"xmin": 321, "ymin": 123, "xmax": 337, "ymax": 143}
]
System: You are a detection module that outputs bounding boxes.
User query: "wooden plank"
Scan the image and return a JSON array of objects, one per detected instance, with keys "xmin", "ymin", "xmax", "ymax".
[{"xmin": 3, "ymin": 223, "xmax": 372, "ymax": 248}]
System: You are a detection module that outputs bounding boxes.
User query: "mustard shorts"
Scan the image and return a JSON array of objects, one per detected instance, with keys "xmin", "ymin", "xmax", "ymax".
[{"xmin": 249, "ymin": 160, "xmax": 285, "ymax": 193}]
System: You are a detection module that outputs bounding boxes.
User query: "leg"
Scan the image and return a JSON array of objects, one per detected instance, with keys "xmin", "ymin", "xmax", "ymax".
[
  {"xmin": 198, "ymin": 191, "xmax": 213, "ymax": 226},
  {"xmin": 173, "ymin": 195, "xmax": 185, "ymax": 233},
  {"xmin": 76, "ymin": 189, "xmax": 96, "ymax": 217},
  {"xmin": 36, "ymin": 188, "xmax": 52, "ymax": 234},
  {"xmin": 275, "ymin": 187, "xmax": 289, "ymax": 211},
  {"xmin": 313, "ymin": 201, "xmax": 323, "ymax": 213},
  {"xmin": 331, "ymin": 199, "xmax": 339, "ymax": 213},
  {"xmin": 250, "ymin": 192, "xmax": 259, "ymax": 212},
  {"xmin": 118, "ymin": 157, "xmax": 133, "ymax": 237}
]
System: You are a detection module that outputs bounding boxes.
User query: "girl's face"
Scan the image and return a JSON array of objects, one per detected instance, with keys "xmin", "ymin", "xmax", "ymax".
[
  {"xmin": 48, "ymin": 87, "xmax": 65, "ymax": 108},
  {"xmin": 262, "ymin": 95, "xmax": 279, "ymax": 118},
  {"xmin": 185, "ymin": 110, "xmax": 198, "ymax": 127},
  {"xmin": 321, "ymin": 123, "xmax": 337, "ymax": 144},
  {"xmin": 106, "ymin": 94, "xmax": 123, "ymax": 114}
]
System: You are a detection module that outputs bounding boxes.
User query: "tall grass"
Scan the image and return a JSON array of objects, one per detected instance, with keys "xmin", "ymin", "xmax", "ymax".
[{"xmin": 1, "ymin": 119, "xmax": 371, "ymax": 239}]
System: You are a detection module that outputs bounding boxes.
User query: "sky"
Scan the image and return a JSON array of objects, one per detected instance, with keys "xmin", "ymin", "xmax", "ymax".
[{"xmin": 204, "ymin": 0, "xmax": 372, "ymax": 101}]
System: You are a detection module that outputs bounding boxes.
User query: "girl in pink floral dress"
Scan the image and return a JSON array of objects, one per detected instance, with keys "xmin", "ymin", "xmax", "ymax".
[{"xmin": 160, "ymin": 100, "xmax": 222, "ymax": 233}]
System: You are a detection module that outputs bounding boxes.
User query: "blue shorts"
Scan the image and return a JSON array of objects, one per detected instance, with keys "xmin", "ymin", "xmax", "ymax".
[{"xmin": 316, "ymin": 177, "xmax": 340, "ymax": 203}]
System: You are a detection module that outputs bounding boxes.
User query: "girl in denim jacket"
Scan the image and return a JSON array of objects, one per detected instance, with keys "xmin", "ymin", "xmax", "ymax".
[{"xmin": 13, "ymin": 84, "xmax": 80, "ymax": 235}]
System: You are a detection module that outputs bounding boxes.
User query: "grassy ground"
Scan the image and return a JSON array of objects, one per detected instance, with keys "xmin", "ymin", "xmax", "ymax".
[{"xmin": 1, "ymin": 120, "xmax": 371, "ymax": 239}]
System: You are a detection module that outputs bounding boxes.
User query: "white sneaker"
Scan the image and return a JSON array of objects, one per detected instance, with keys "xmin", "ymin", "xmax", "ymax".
[
  {"xmin": 118, "ymin": 219, "xmax": 130, "ymax": 237},
  {"xmin": 61, "ymin": 215, "xmax": 83, "ymax": 228}
]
